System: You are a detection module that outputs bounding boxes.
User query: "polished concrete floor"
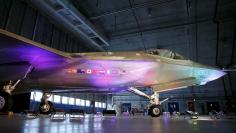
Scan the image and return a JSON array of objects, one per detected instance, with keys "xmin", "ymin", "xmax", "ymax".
[{"xmin": 0, "ymin": 115, "xmax": 236, "ymax": 133}]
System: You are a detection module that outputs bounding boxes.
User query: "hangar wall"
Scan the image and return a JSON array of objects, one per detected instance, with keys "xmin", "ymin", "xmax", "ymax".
[
  {"xmin": 112, "ymin": 88, "xmax": 235, "ymax": 115},
  {"xmin": 0, "ymin": 0, "xmax": 107, "ymax": 112},
  {"xmin": 107, "ymin": 0, "xmax": 236, "ymax": 114},
  {"xmin": 30, "ymin": 93, "xmax": 107, "ymax": 113}
]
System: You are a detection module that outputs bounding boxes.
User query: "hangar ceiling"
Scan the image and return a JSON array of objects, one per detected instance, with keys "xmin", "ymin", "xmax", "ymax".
[
  {"xmin": 28, "ymin": 0, "xmax": 236, "ymax": 67},
  {"xmin": 71, "ymin": 0, "xmax": 236, "ymax": 66}
]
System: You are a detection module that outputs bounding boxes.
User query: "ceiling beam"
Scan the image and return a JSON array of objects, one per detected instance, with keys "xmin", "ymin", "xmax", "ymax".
[{"xmin": 27, "ymin": 0, "xmax": 110, "ymax": 51}]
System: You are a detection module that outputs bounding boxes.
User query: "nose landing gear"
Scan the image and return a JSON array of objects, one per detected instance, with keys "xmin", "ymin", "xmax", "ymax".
[
  {"xmin": 149, "ymin": 105, "xmax": 162, "ymax": 117},
  {"xmin": 128, "ymin": 87, "xmax": 168, "ymax": 117}
]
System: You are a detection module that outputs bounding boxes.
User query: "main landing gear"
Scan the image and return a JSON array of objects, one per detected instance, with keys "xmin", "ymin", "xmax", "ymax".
[
  {"xmin": 0, "ymin": 65, "xmax": 33, "ymax": 112},
  {"xmin": 128, "ymin": 87, "xmax": 169, "ymax": 117},
  {"xmin": 0, "ymin": 91, "xmax": 13, "ymax": 112},
  {"xmin": 0, "ymin": 80, "xmax": 21, "ymax": 112},
  {"xmin": 39, "ymin": 93, "xmax": 55, "ymax": 114}
]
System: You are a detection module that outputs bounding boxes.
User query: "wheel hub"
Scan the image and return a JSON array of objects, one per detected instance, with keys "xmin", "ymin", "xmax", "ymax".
[
  {"xmin": 0, "ymin": 96, "xmax": 6, "ymax": 109},
  {"xmin": 153, "ymin": 107, "xmax": 160, "ymax": 115},
  {"xmin": 41, "ymin": 103, "xmax": 50, "ymax": 112}
]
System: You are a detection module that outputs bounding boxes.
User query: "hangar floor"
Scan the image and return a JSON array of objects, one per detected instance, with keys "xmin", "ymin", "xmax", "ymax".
[{"xmin": 0, "ymin": 115, "xmax": 236, "ymax": 133}]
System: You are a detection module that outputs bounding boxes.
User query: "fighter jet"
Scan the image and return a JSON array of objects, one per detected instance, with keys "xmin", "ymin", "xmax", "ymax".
[{"xmin": 0, "ymin": 29, "xmax": 226, "ymax": 117}]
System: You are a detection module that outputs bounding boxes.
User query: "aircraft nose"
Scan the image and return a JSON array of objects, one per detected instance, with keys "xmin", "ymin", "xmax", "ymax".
[
  {"xmin": 219, "ymin": 70, "xmax": 227, "ymax": 77},
  {"xmin": 208, "ymin": 69, "xmax": 226, "ymax": 81}
]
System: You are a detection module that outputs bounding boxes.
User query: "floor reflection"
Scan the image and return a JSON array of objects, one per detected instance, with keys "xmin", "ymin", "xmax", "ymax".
[{"xmin": 0, "ymin": 115, "xmax": 235, "ymax": 133}]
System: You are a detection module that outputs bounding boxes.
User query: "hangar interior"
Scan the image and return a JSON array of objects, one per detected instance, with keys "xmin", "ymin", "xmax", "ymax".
[{"xmin": 0, "ymin": 0, "xmax": 236, "ymax": 118}]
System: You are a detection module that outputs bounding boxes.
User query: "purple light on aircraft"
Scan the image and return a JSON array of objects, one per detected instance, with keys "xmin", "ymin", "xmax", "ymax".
[
  {"xmin": 83, "ymin": 60, "xmax": 157, "ymax": 87},
  {"xmin": 13, "ymin": 43, "xmax": 67, "ymax": 70},
  {"xmin": 208, "ymin": 70, "xmax": 226, "ymax": 81}
]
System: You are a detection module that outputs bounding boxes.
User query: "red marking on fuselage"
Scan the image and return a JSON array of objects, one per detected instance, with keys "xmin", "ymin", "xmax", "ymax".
[{"xmin": 66, "ymin": 68, "xmax": 77, "ymax": 74}]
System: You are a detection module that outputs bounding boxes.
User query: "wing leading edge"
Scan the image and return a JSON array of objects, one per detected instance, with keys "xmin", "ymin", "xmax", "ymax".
[{"xmin": 0, "ymin": 29, "xmax": 75, "ymax": 81}]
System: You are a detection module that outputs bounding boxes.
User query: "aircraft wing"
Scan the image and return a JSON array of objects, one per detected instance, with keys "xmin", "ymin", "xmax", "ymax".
[
  {"xmin": 0, "ymin": 29, "xmax": 76, "ymax": 81},
  {"xmin": 151, "ymin": 77, "xmax": 197, "ymax": 92}
]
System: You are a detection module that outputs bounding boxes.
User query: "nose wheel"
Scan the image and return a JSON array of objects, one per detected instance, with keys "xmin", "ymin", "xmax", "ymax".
[{"xmin": 149, "ymin": 105, "xmax": 162, "ymax": 117}]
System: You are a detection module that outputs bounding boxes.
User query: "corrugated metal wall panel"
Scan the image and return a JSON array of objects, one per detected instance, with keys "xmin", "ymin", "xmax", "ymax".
[
  {"xmin": 5, "ymin": 0, "xmax": 26, "ymax": 34},
  {"xmin": 0, "ymin": 0, "xmax": 91, "ymax": 52},
  {"xmin": 20, "ymin": 5, "xmax": 37, "ymax": 39}
]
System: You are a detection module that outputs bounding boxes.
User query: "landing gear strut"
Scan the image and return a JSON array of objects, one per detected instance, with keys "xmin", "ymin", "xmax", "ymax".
[
  {"xmin": 0, "ymin": 65, "xmax": 33, "ymax": 112},
  {"xmin": 128, "ymin": 87, "xmax": 168, "ymax": 117},
  {"xmin": 0, "ymin": 80, "xmax": 20, "ymax": 112}
]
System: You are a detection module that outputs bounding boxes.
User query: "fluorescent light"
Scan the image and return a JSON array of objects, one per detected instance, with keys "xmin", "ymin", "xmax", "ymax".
[
  {"xmin": 62, "ymin": 96, "xmax": 68, "ymax": 104},
  {"xmin": 69, "ymin": 98, "xmax": 75, "ymax": 105},
  {"xmin": 53, "ymin": 95, "xmax": 61, "ymax": 103},
  {"xmin": 35, "ymin": 92, "xmax": 43, "ymax": 102}
]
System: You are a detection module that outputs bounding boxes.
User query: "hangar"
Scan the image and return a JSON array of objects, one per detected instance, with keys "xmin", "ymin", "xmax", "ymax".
[{"xmin": 0, "ymin": 0, "xmax": 236, "ymax": 132}]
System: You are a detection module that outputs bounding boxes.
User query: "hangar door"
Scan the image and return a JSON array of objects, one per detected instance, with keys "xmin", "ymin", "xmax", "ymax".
[
  {"xmin": 168, "ymin": 102, "xmax": 179, "ymax": 113},
  {"xmin": 207, "ymin": 102, "xmax": 219, "ymax": 112},
  {"xmin": 188, "ymin": 102, "xmax": 195, "ymax": 111},
  {"xmin": 122, "ymin": 103, "xmax": 131, "ymax": 113}
]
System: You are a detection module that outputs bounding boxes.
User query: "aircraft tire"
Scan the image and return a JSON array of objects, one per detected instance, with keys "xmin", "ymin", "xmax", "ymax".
[
  {"xmin": 39, "ymin": 101, "xmax": 54, "ymax": 114},
  {"xmin": 149, "ymin": 105, "xmax": 162, "ymax": 117},
  {"xmin": 0, "ymin": 91, "xmax": 13, "ymax": 112}
]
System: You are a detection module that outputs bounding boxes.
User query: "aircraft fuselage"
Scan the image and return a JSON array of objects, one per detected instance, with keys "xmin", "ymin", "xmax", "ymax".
[{"xmin": 25, "ymin": 51, "xmax": 225, "ymax": 92}]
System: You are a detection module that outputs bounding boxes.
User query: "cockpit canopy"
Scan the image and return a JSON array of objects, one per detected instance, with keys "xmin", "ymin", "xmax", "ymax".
[{"xmin": 146, "ymin": 49, "xmax": 187, "ymax": 60}]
